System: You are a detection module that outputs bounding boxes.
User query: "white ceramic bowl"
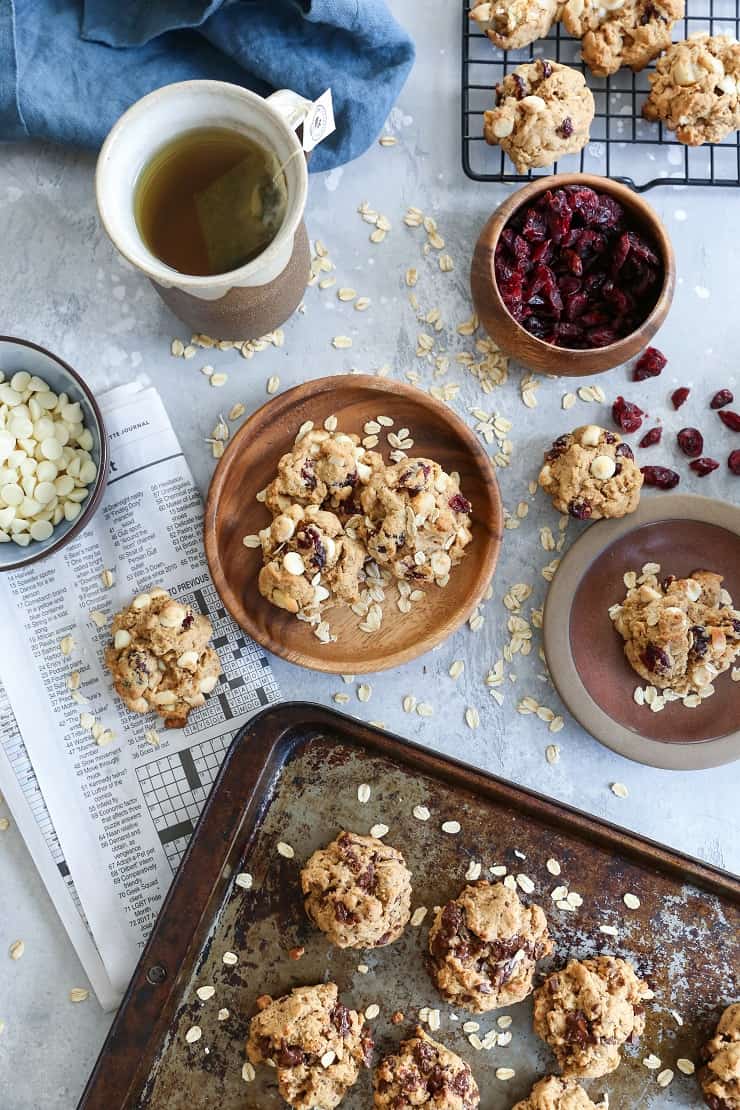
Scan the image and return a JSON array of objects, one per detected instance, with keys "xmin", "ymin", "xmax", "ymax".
[{"xmin": 0, "ymin": 336, "xmax": 108, "ymax": 571}]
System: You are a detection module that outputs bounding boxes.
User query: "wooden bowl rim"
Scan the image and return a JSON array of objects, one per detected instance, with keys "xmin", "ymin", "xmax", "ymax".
[
  {"xmin": 204, "ymin": 374, "xmax": 504, "ymax": 673},
  {"xmin": 472, "ymin": 172, "xmax": 676, "ymax": 364}
]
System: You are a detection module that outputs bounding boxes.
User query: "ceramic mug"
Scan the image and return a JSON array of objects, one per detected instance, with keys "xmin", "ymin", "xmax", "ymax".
[{"xmin": 95, "ymin": 80, "xmax": 312, "ymax": 339}]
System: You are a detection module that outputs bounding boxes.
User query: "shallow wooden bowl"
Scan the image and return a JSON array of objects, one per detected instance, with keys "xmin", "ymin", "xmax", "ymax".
[
  {"xmin": 204, "ymin": 375, "xmax": 503, "ymax": 673},
  {"xmin": 470, "ymin": 173, "xmax": 676, "ymax": 377}
]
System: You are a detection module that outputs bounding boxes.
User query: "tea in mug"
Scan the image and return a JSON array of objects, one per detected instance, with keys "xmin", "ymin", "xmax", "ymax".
[{"xmin": 134, "ymin": 127, "xmax": 288, "ymax": 276}]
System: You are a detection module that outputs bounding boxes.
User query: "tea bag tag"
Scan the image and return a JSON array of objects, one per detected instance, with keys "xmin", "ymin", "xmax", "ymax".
[{"xmin": 302, "ymin": 89, "xmax": 336, "ymax": 153}]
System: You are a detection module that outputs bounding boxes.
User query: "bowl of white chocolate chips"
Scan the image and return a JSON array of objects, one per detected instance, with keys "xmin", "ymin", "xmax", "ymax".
[{"xmin": 0, "ymin": 336, "xmax": 108, "ymax": 570}]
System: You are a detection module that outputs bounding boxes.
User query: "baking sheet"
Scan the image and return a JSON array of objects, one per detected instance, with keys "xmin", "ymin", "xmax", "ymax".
[{"xmin": 79, "ymin": 704, "xmax": 739, "ymax": 1109}]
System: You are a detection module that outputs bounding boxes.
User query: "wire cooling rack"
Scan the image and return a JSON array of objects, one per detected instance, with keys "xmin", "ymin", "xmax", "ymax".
[{"xmin": 462, "ymin": 0, "xmax": 740, "ymax": 189}]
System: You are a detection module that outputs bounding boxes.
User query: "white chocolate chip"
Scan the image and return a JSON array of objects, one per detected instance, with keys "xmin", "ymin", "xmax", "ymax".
[
  {"xmin": 283, "ymin": 551, "xmax": 305, "ymax": 576},
  {"xmin": 590, "ymin": 455, "xmax": 616, "ymax": 480},
  {"xmin": 580, "ymin": 425, "xmax": 603, "ymax": 447}
]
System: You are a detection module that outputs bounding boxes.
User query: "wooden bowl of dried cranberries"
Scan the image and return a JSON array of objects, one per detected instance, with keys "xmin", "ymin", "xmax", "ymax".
[{"xmin": 470, "ymin": 174, "xmax": 676, "ymax": 377}]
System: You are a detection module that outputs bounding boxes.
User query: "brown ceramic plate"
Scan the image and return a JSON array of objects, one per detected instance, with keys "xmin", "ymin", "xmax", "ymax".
[
  {"xmin": 204, "ymin": 375, "xmax": 503, "ymax": 672},
  {"xmin": 544, "ymin": 493, "xmax": 740, "ymax": 770}
]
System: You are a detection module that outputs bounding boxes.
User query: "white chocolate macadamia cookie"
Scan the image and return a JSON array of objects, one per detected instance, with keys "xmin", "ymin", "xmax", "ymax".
[
  {"xmin": 484, "ymin": 60, "xmax": 595, "ymax": 174},
  {"xmin": 105, "ymin": 589, "xmax": 221, "ymax": 728},
  {"xmin": 700, "ymin": 1002, "xmax": 740, "ymax": 1109},
  {"xmin": 373, "ymin": 1027, "xmax": 480, "ymax": 1109},
  {"xmin": 611, "ymin": 565, "xmax": 740, "ymax": 695},
  {"xmin": 246, "ymin": 983, "xmax": 372, "ymax": 1110},
  {"xmin": 359, "ymin": 458, "xmax": 472, "ymax": 584},
  {"xmin": 561, "ymin": 0, "xmax": 684, "ymax": 77},
  {"xmin": 513, "ymin": 1075, "xmax": 602, "ymax": 1110},
  {"xmin": 538, "ymin": 424, "xmax": 643, "ymax": 520},
  {"xmin": 428, "ymin": 880, "xmax": 554, "ymax": 1013},
  {"xmin": 265, "ymin": 428, "xmax": 377, "ymax": 515},
  {"xmin": 643, "ymin": 34, "xmax": 740, "ymax": 145},
  {"xmin": 470, "ymin": 0, "xmax": 559, "ymax": 51},
  {"xmin": 301, "ymin": 830, "xmax": 412, "ymax": 949},
  {"xmin": 533, "ymin": 956, "xmax": 650, "ymax": 1077}
]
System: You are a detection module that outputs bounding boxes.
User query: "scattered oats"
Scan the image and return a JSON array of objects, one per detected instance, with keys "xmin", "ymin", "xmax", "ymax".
[
  {"xmin": 497, "ymin": 1030, "xmax": 512, "ymax": 1046},
  {"xmin": 466, "ymin": 860, "xmax": 482, "ymax": 881},
  {"xmin": 196, "ymin": 985, "xmax": 216, "ymax": 1002},
  {"xmin": 439, "ymin": 254, "xmax": 454, "ymax": 272},
  {"xmin": 355, "ymin": 297, "xmax": 371, "ymax": 312},
  {"xmin": 218, "ymin": 1007, "xmax": 230, "ymax": 1021},
  {"xmin": 546, "ymin": 744, "xmax": 561, "ymax": 764},
  {"xmin": 623, "ymin": 892, "xmax": 640, "ymax": 909},
  {"xmin": 449, "ymin": 660, "xmax": 465, "ymax": 680},
  {"xmin": 657, "ymin": 1069, "xmax": 674, "ymax": 1088},
  {"xmin": 549, "ymin": 717, "xmax": 564, "ymax": 734},
  {"xmin": 67, "ymin": 671, "xmax": 81, "ymax": 692},
  {"xmin": 100, "ymin": 568, "xmax": 114, "ymax": 588},
  {"xmin": 228, "ymin": 402, "xmax": 245, "ymax": 421},
  {"xmin": 222, "ymin": 951, "xmax": 238, "ymax": 966},
  {"xmin": 551, "ymin": 885, "xmax": 569, "ymax": 902},
  {"xmin": 441, "ymin": 820, "xmax": 461, "ymax": 835},
  {"xmin": 465, "ymin": 707, "xmax": 480, "ymax": 729},
  {"xmin": 242, "ymin": 534, "xmax": 261, "ymax": 549},
  {"xmin": 370, "ymin": 823, "xmax": 389, "ymax": 839},
  {"xmin": 200, "ymin": 364, "xmax": 214, "ymax": 379},
  {"xmin": 468, "ymin": 1033, "xmax": 484, "ymax": 1051},
  {"xmin": 242, "ymin": 1062, "xmax": 256, "ymax": 1082},
  {"xmin": 566, "ymin": 891, "xmax": 583, "ymax": 908},
  {"xmin": 9, "ymin": 940, "xmax": 24, "ymax": 961},
  {"xmin": 69, "ymin": 988, "xmax": 89, "ymax": 1003},
  {"xmin": 79, "ymin": 712, "xmax": 95, "ymax": 730},
  {"xmin": 379, "ymin": 135, "xmax": 397, "ymax": 147},
  {"xmin": 171, "ymin": 338, "xmax": 185, "ymax": 357},
  {"xmin": 623, "ymin": 571, "xmax": 637, "ymax": 589},
  {"xmin": 357, "ymin": 683, "xmax": 372, "ymax": 703},
  {"xmin": 546, "ymin": 859, "xmax": 561, "ymax": 876},
  {"xmin": 144, "ymin": 729, "xmax": 160, "ymax": 748},
  {"xmin": 469, "ymin": 612, "xmax": 484, "ymax": 632},
  {"xmin": 376, "ymin": 415, "xmax": 394, "ymax": 427},
  {"xmin": 732, "ymin": 667, "xmax": 740, "ymax": 682},
  {"xmin": 89, "ymin": 610, "xmax": 106, "ymax": 628},
  {"xmin": 611, "ymin": 782, "xmax": 629, "ymax": 798},
  {"xmin": 413, "ymin": 805, "xmax": 431, "ymax": 822},
  {"xmin": 411, "ymin": 906, "xmax": 428, "ymax": 927},
  {"xmin": 683, "ymin": 694, "xmax": 701, "ymax": 708},
  {"xmin": 210, "ymin": 373, "xmax": 228, "ymax": 388},
  {"xmin": 463, "ymin": 1021, "xmax": 480, "ymax": 1034},
  {"xmin": 370, "ymin": 227, "xmax": 386, "ymax": 243},
  {"xmin": 562, "ymin": 392, "xmax": 577, "ymax": 410},
  {"xmin": 365, "ymin": 1004, "xmax": 380, "ymax": 1020},
  {"xmin": 599, "ymin": 924, "xmax": 619, "ymax": 937},
  {"xmin": 59, "ymin": 635, "xmax": 75, "ymax": 656},
  {"xmin": 497, "ymin": 1015, "xmax": 513, "ymax": 1029},
  {"xmin": 633, "ymin": 687, "xmax": 646, "ymax": 706},
  {"xmin": 677, "ymin": 1058, "xmax": 695, "ymax": 1075},
  {"xmin": 490, "ymin": 865, "xmax": 507, "ymax": 877},
  {"xmin": 338, "ymin": 287, "xmax": 356, "ymax": 301},
  {"xmin": 416, "ymin": 702, "xmax": 434, "ymax": 717},
  {"xmin": 403, "ymin": 695, "xmax": 417, "ymax": 713},
  {"xmin": 357, "ymin": 783, "xmax": 371, "ymax": 804},
  {"xmin": 332, "ymin": 335, "xmax": 353, "ymax": 349},
  {"xmin": 496, "ymin": 1068, "xmax": 515, "ymax": 1081},
  {"xmin": 185, "ymin": 1026, "xmax": 202, "ymax": 1044},
  {"xmin": 266, "ymin": 375, "xmax": 280, "ymax": 395},
  {"xmin": 428, "ymin": 1009, "xmax": 441, "ymax": 1032},
  {"xmin": 342, "ymin": 674, "xmax": 355, "ymax": 684},
  {"xmin": 357, "ymin": 964, "xmax": 369, "ymax": 974},
  {"xmin": 516, "ymin": 874, "xmax": 535, "ymax": 894},
  {"xmin": 644, "ymin": 1054, "xmax": 662, "ymax": 1070},
  {"xmin": 0, "ymin": 818, "xmax": 8, "ymax": 832},
  {"xmin": 277, "ymin": 841, "xmax": 295, "ymax": 859},
  {"xmin": 323, "ymin": 414, "xmax": 338, "ymax": 433},
  {"xmin": 319, "ymin": 276, "xmax": 336, "ymax": 289},
  {"xmin": 542, "ymin": 558, "xmax": 560, "ymax": 581}
]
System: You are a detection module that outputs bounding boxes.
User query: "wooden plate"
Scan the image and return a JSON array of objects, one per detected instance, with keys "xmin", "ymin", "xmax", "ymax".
[
  {"xmin": 204, "ymin": 375, "xmax": 503, "ymax": 672},
  {"xmin": 544, "ymin": 493, "xmax": 740, "ymax": 770}
]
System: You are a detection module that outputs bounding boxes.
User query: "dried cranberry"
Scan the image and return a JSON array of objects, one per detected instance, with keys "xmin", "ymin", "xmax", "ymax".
[
  {"xmin": 677, "ymin": 427, "xmax": 704, "ymax": 457},
  {"xmin": 719, "ymin": 410, "xmax": 740, "ymax": 431},
  {"xmin": 557, "ymin": 117, "xmax": 574, "ymax": 138},
  {"xmin": 642, "ymin": 642, "xmax": 671, "ymax": 674},
  {"xmin": 633, "ymin": 346, "xmax": 667, "ymax": 381},
  {"xmin": 639, "ymin": 427, "xmax": 662, "ymax": 448},
  {"xmin": 181, "ymin": 612, "xmax": 194, "ymax": 630},
  {"xmin": 300, "ymin": 460, "xmax": 317, "ymax": 490},
  {"xmin": 671, "ymin": 387, "xmax": 690, "ymax": 409},
  {"xmin": 710, "ymin": 388, "xmax": 733, "ymax": 409},
  {"xmin": 729, "ymin": 450, "xmax": 740, "ymax": 475},
  {"xmin": 690, "ymin": 457, "xmax": 720, "ymax": 476},
  {"xmin": 641, "ymin": 465, "xmax": 680, "ymax": 489},
  {"xmin": 568, "ymin": 498, "xmax": 592, "ymax": 520},
  {"xmin": 615, "ymin": 442, "xmax": 634, "ymax": 459},
  {"xmin": 448, "ymin": 493, "xmax": 471, "ymax": 514},
  {"xmin": 540, "ymin": 59, "xmax": 553, "ymax": 78},
  {"xmin": 612, "ymin": 396, "xmax": 645, "ymax": 433}
]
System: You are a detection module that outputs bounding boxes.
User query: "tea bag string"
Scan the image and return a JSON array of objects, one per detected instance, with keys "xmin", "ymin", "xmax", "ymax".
[{"xmin": 271, "ymin": 146, "xmax": 303, "ymax": 185}]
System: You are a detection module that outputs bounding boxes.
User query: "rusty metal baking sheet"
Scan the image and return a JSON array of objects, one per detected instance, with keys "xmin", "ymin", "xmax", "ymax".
[{"xmin": 80, "ymin": 704, "xmax": 739, "ymax": 1110}]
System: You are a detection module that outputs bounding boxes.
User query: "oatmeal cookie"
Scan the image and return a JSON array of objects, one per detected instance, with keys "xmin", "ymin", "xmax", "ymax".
[
  {"xmin": 246, "ymin": 983, "xmax": 372, "ymax": 1109},
  {"xmin": 427, "ymin": 881, "xmax": 554, "ymax": 1013},
  {"xmin": 484, "ymin": 60, "xmax": 595, "ymax": 174},
  {"xmin": 513, "ymin": 1075, "xmax": 602, "ymax": 1110},
  {"xmin": 373, "ymin": 1026, "xmax": 480, "ymax": 1108},
  {"xmin": 533, "ymin": 957, "xmax": 650, "ymax": 1077},
  {"xmin": 561, "ymin": 0, "xmax": 683, "ymax": 77},
  {"xmin": 105, "ymin": 589, "xmax": 221, "ymax": 728},
  {"xmin": 359, "ymin": 458, "xmax": 473, "ymax": 585},
  {"xmin": 470, "ymin": 0, "xmax": 560, "ymax": 51},
  {"xmin": 538, "ymin": 424, "xmax": 643, "ymax": 520},
  {"xmin": 700, "ymin": 1003, "xmax": 740, "ymax": 1109},
  {"xmin": 610, "ymin": 566, "xmax": 740, "ymax": 694},
  {"xmin": 265, "ymin": 427, "xmax": 377, "ymax": 515},
  {"xmin": 258, "ymin": 504, "xmax": 366, "ymax": 616},
  {"xmin": 643, "ymin": 34, "xmax": 740, "ymax": 145},
  {"xmin": 301, "ymin": 831, "xmax": 412, "ymax": 949}
]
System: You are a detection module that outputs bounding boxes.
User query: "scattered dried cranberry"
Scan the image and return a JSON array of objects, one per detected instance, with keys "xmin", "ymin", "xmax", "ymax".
[
  {"xmin": 612, "ymin": 395, "xmax": 645, "ymax": 433},
  {"xmin": 719, "ymin": 410, "xmax": 740, "ymax": 431},
  {"xmin": 690, "ymin": 457, "xmax": 720, "ymax": 477},
  {"xmin": 671, "ymin": 387, "xmax": 690, "ymax": 409},
  {"xmin": 729, "ymin": 450, "xmax": 740, "ymax": 475},
  {"xmin": 710, "ymin": 389, "xmax": 733, "ymax": 409},
  {"xmin": 641, "ymin": 465, "xmax": 680, "ymax": 489},
  {"xmin": 677, "ymin": 427, "xmax": 704, "ymax": 457},
  {"xmin": 639, "ymin": 426, "xmax": 662, "ymax": 448},
  {"xmin": 633, "ymin": 346, "xmax": 667, "ymax": 381}
]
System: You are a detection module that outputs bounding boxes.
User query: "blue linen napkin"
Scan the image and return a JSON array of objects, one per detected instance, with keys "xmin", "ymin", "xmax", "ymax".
[{"xmin": 1, "ymin": 0, "xmax": 415, "ymax": 171}]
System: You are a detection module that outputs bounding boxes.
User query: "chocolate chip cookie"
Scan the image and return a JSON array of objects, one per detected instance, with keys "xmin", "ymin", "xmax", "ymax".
[
  {"xmin": 484, "ymin": 60, "xmax": 595, "ymax": 174},
  {"xmin": 246, "ymin": 983, "xmax": 373, "ymax": 1109},
  {"xmin": 301, "ymin": 831, "xmax": 412, "ymax": 949},
  {"xmin": 105, "ymin": 589, "xmax": 221, "ymax": 728},
  {"xmin": 427, "ymin": 880, "xmax": 554, "ymax": 1013},
  {"xmin": 610, "ymin": 565, "xmax": 740, "ymax": 695},
  {"xmin": 700, "ymin": 1002, "xmax": 740, "ymax": 1109},
  {"xmin": 561, "ymin": 0, "xmax": 684, "ymax": 77},
  {"xmin": 513, "ymin": 1075, "xmax": 602, "ymax": 1110},
  {"xmin": 469, "ymin": 0, "xmax": 560, "ymax": 51},
  {"xmin": 643, "ymin": 34, "xmax": 740, "ymax": 145},
  {"xmin": 373, "ymin": 1026, "xmax": 480, "ymax": 1108},
  {"xmin": 533, "ymin": 957, "xmax": 650, "ymax": 1077},
  {"xmin": 538, "ymin": 424, "xmax": 643, "ymax": 520}
]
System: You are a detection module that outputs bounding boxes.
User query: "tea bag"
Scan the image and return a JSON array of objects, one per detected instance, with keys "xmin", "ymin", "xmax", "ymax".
[{"xmin": 195, "ymin": 151, "xmax": 288, "ymax": 274}]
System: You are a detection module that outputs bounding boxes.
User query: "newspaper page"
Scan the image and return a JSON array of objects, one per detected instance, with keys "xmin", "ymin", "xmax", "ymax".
[{"xmin": 0, "ymin": 383, "xmax": 280, "ymax": 1007}]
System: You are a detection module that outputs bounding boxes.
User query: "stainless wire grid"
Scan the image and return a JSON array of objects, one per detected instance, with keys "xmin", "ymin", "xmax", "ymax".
[{"xmin": 461, "ymin": 0, "xmax": 740, "ymax": 189}]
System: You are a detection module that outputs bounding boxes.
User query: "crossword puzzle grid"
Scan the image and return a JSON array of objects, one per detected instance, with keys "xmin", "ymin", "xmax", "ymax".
[{"xmin": 136, "ymin": 734, "xmax": 233, "ymax": 871}]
